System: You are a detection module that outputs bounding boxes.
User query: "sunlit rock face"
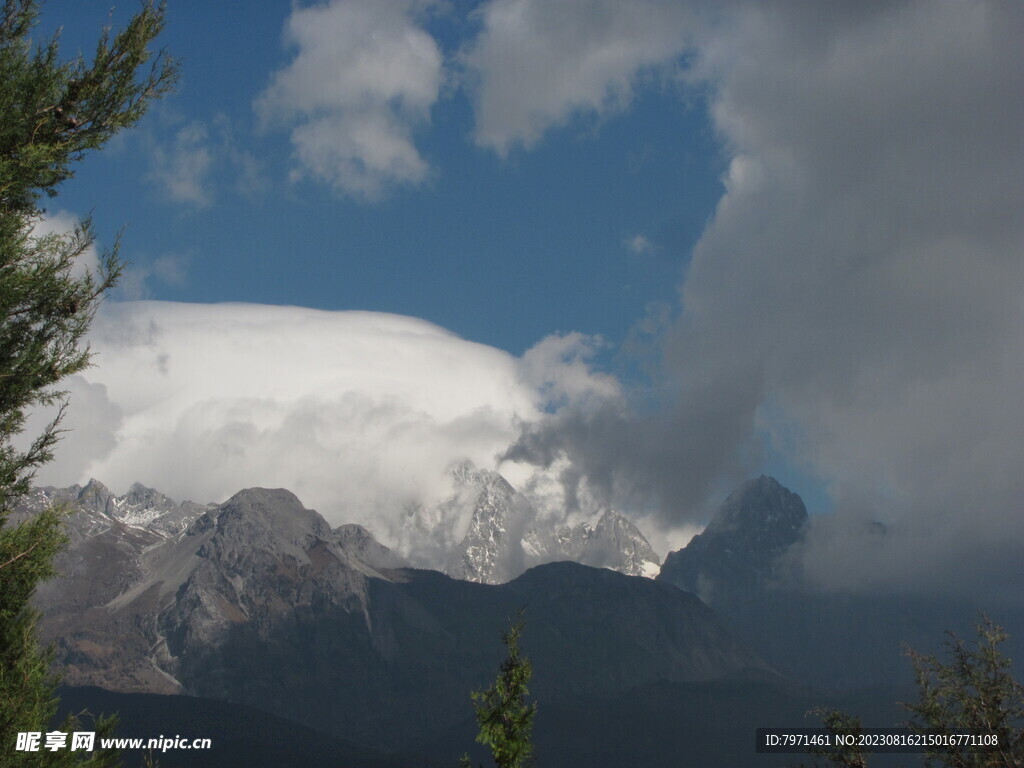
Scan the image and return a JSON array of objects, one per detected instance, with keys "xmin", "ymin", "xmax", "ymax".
[{"xmin": 442, "ymin": 464, "xmax": 661, "ymax": 584}]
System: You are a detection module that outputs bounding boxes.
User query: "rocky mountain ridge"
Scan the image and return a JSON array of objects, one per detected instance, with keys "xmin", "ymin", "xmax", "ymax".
[
  {"xmin": 23, "ymin": 473, "xmax": 1024, "ymax": 765},
  {"xmin": 442, "ymin": 463, "xmax": 661, "ymax": 583},
  {"xmin": 655, "ymin": 475, "xmax": 1024, "ymax": 692},
  {"xmin": 658, "ymin": 475, "xmax": 807, "ymax": 603},
  {"xmin": 22, "ymin": 479, "xmax": 772, "ymax": 754},
  {"xmin": 20, "ymin": 478, "xmax": 212, "ymax": 541},
  {"xmin": 24, "ymin": 483, "xmax": 404, "ymax": 693}
]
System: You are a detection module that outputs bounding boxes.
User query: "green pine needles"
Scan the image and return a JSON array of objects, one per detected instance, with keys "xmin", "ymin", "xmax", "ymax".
[
  {"xmin": 461, "ymin": 612, "xmax": 538, "ymax": 768},
  {"xmin": 0, "ymin": 1, "xmax": 175, "ymax": 764},
  {"xmin": 904, "ymin": 617, "xmax": 1024, "ymax": 768},
  {"xmin": 802, "ymin": 616, "xmax": 1024, "ymax": 768}
]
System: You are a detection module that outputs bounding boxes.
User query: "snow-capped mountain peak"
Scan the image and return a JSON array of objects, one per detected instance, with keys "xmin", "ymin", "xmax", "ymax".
[
  {"xmin": 442, "ymin": 464, "xmax": 660, "ymax": 584},
  {"xmin": 23, "ymin": 479, "xmax": 213, "ymax": 541}
]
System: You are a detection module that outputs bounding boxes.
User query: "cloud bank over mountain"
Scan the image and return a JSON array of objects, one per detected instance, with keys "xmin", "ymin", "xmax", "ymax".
[
  {"xmin": 491, "ymin": 1, "xmax": 1024, "ymax": 599},
  {"xmin": 24, "ymin": 301, "xmax": 619, "ymax": 565},
  {"xmin": 25, "ymin": 1, "xmax": 1023, "ymax": 601}
]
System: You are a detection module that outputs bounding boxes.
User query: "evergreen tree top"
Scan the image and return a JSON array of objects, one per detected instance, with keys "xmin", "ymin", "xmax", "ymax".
[
  {"xmin": 0, "ymin": 0, "xmax": 177, "ymax": 219},
  {"xmin": 0, "ymin": 2, "xmax": 176, "ymax": 764}
]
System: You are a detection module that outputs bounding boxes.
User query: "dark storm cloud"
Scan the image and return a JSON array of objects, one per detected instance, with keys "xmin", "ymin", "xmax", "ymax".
[{"xmin": 495, "ymin": 0, "xmax": 1024, "ymax": 599}]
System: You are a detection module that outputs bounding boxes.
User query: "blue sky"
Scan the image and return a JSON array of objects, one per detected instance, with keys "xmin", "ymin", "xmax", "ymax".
[
  {"xmin": 26, "ymin": 1, "xmax": 1024, "ymax": 596},
  {"xmin": 41, "ymin": 1, "xmax": 722, "ymax": 355}
]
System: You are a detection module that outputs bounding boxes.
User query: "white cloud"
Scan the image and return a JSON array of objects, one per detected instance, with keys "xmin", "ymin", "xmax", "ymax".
[
  {"xmin": 148, "ymin": 121, "xmax": 214, "ymax": 206},
  {"xmin": 624, "ymin": 233, "xmax": 654, "ymax": 255},
  {"xmin": 21, "ymin": 376, "xmax": 122, "ymax": 486},
  {"xmin": 29, "ymin": 210, "xmax": 99, "ymax": 279},
  {"xmin": 28, "ymin": 301, "xmax": 618, "ymax": 567},
  {"xmin": 465, "ymin": 0, "xmax": 696, "ymax": 154},
  {"xmin": 115, "ymin": 253, "xmax": 189, "ymax": 301},
  {"xmin": 517, "ymin": 332, "xmax": 620, "ymax": 410},
  {"xmin": 257, "ymin": 0, "xmax": 443, "ymax": 199},
  {"xmin": 145, "ymin": 114, "xmax": 267, "ymax": 207}
]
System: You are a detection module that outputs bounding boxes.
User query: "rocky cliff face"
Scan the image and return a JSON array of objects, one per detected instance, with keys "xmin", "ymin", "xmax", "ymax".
[
  {"xmin": 24, "ymin": 483, "xmax": 401, "ymax": 694},
  {"xmin": 21, "ymin": 480, "xmax": 210, "ymax": 640},
  {"xmin": 653, "ymin": 477, "xmax": 1024, "ymax": 693},
  {"xmin": 21, "ymin": 478, "xmax": 209, "ymax": 543},
  {"xmin": 657, "ymin": 475, "xmax": 807, "ymax": 603},
  {"xmin": 443, "ymin": 465, "xmax": 525, "ymax": 583},
  {"xmin": 443, "ymin": 464, "xmax": 660, "ymax": 584},
  {"xmin": 544, "ymin": 509, "xmax": 661, "ymax": 579}
]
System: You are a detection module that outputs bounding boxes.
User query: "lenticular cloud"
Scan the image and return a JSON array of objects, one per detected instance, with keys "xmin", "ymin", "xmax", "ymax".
[{"xmin": 27, "ymin": 301, "xmax": 617, "ymax": 561}]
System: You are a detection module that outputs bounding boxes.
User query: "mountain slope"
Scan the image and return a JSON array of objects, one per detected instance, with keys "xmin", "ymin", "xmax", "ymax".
[
  {"xmin": 55, "ymin": 686, "xmax": 409, "ymax": 768},
  {"xmin": 443, "ymin": 463, "xmax": 660, "ymax": 583},
  {"xmin": 656, "ymin": 476, "xmax": 1024, "ymax": 691},
  {"xmin": 542, "ymin": 508, "xmax": 661, "ymax": 579},
  {"xmin": 30, "ymin": 481, "xmax": 772, "ymax": 756},
  {"xmin": 658, "ymin": 475, "xmax": 807, "ymax": 603}
]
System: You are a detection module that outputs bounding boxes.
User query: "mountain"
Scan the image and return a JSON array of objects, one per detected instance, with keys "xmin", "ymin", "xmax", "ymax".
[
  {"xmin": 23, "ymin": 484, "xmax": 398, "ymax": 693},
  {"xmin": 549, "ymin": 508, "xmax": 663, "ymax": 579},
  {"xmin": 34, "ymin": 475, "xmax": 1007, "ymax": 765},
  {"xmin": 25, "ymin": 478, "xmax": 211, "ymax": 539},
  {"xmin": 658, "ymin": 475, "xmax": 807, "ymax": 603},
  {"xmin": 27, "ymin": 481, "xmax": 772, "ymax": 761},
  {"xmin": 443, "ymin": 463, "xmax": 660, "ymax": 584},
  {"xmin": 17, "ymin": 480, "xmax": 213, "ymax": 681},
  {"xmin": 55, "ymin": 686, "xmax": 409, "ymax": 768},
  {"xmin": 656, "ymin": 476, "xmax": 1024, "ymax": 692},
  {"xmin": 443, "ymin": 464, "xmax": 526, "ymax": 583}
]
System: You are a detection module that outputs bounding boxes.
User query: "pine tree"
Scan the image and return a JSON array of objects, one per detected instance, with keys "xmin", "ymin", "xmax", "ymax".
[
  {"xmin": 0, "ymin": 1, "xmax": 175, "ymax": 763},
  {"xmin": 460, "ymin": 611, "xmax": 537, "ymax": 768},
  {"xmin": 801, "ymin": 617, "xmax": 1024, "ymax": 768},
  {"xmin": 904, "ymin": 617, "xmax": 1024, "ymax": 768}
]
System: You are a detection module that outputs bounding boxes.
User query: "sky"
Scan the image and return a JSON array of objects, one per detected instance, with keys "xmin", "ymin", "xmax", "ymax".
[{"xmin": 22, "ymin": 0, "xmax": 1024, "ymax": 601}]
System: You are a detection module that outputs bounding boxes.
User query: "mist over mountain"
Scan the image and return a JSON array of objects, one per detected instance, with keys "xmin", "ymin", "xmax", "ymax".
[
  {"xmin": 657, "ymin": 478, "xmax": 1024, "ymax": 691},
  {"xmin": 20, "ymin": 473, "xmax": 1022, "ymax": 765},
  {"xmin": 659, "ymin": 475, "xmax": 806, "ymax": 603}
]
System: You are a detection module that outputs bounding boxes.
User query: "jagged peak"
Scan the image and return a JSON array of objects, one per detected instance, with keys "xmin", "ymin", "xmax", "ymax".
[
  {"xmin": 595, "ymin": 508, "xmax": 632, "ymax": 528},
  {"xmin": 80, "ymin": 477, "xmax": 112, "ymax": 496},
  {"xmin": 447, "ymin": 458, "xmax": 477, "ymax": 482},
  {"xmin": 126, "ymin": 480, "xmax": 165, "ymax": 496},
  {"xmin": 703, "ymin": 476, "xmax": 807, "ymax": 538},
  {"xmin": 446, "ymin": 460, "xmax": 515, "ymax": 495},
  {"xmin": 657, "ymin": 476, "xmax": 809, "ymax": 597},
  {"xmin": 581, "ymin": 509, "xmax": 643, "ymax": 538}
]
